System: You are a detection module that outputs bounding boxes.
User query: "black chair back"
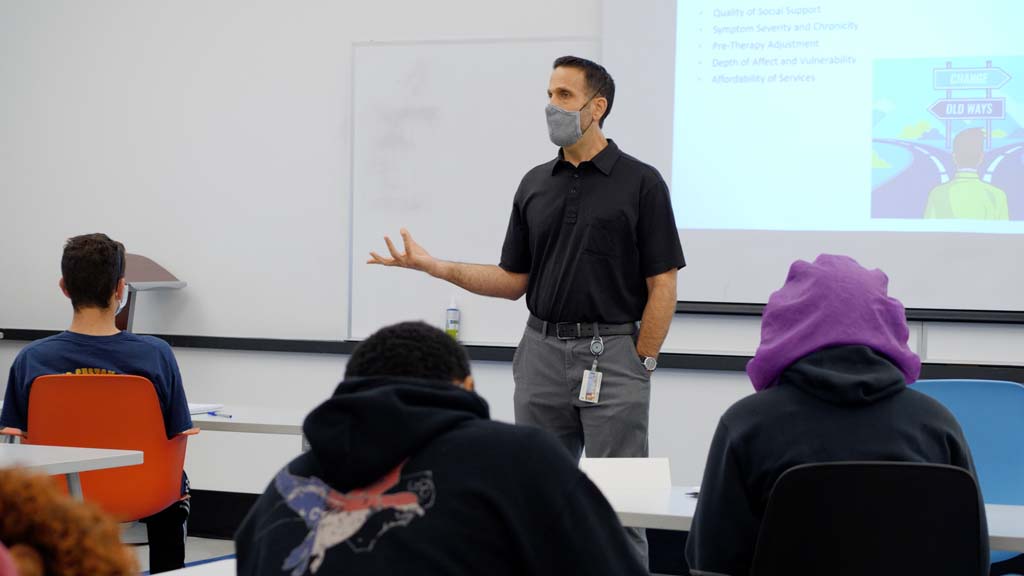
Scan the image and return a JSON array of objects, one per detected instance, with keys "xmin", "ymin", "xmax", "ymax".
[{"xmin": 750, "ymin": 461, "xmax": 987, "ymax": 576}]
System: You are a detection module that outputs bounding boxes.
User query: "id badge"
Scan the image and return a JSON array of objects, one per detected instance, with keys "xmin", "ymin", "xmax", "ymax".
[{"xmin": 579, "ymin": 369, "xmax": 603, "ymax": 403}]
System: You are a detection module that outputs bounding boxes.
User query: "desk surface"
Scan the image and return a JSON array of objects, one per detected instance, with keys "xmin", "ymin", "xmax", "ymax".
[
  {"xmin": 0, "ymin": 444, "xmax": 143, "ymax": 476},
  {"xmin": 612, "ymin": 487, "xmax": 1024, "ymax": 553},
  {"xmin": 162, "ymin": 558, "xmax": 236, "ymax": 575},
  {"xmin": 613, "ymin": 486, "xmax": 698, "ymax": 532},
  {"xmin": 191, "ymin": 405, "xmax": 305, "ymax": 435},
  {"xmin": 987, "ymin": 504, "xmax": 1024, "ymax": 553},
  {"xmin": 2, "ymin": 401, "xmax": 305, "ymax": 435}
]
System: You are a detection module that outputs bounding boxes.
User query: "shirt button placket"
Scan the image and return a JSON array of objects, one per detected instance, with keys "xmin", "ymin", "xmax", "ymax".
[{"xmin": 566, "ymin": 171, "xmax": 580, "ymax": 224}]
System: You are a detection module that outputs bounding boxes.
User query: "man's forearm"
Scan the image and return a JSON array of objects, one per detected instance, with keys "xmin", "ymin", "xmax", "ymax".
[
  {"xmin": 636, "ymin": 273, "xmax": 677, "ymax": 357},
  {"xmin": 430, "ymin": 261, "xmax": 527, "ymax": 301}
]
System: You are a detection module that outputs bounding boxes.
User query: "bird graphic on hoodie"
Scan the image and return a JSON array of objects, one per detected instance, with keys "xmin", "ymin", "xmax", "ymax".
[{"xmin": 273, "ymin": 460, "xmax": 436, "ymax": 576}]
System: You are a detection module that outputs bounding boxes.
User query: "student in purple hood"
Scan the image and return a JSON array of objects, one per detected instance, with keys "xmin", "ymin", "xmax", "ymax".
[{"xmin": 684, "ymin": 254, "xmax": 986, "ymax": 576}]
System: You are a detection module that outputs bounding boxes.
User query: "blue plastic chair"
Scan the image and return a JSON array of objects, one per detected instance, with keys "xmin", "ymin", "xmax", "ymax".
[{"xmin": 913, "ymin": 379, "xmax": 1024, "ymax": 566}]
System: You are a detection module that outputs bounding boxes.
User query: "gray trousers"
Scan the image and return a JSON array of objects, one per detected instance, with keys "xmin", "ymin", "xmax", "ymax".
[{"xmin": 512, "ymin": 323, "xmax": 651, "ymax": 568}]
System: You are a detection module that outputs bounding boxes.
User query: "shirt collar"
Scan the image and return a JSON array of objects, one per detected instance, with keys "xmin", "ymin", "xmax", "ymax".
[
  {"xmin": 954, "ymin": 169, "xmax": 981, "ymax": 180},
  {"xmin": 552, "ymin": 139, "xmax": 621, "ymax": 176}
]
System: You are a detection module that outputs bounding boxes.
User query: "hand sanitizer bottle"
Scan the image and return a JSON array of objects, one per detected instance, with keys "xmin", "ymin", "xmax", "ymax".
[{"xmin": 445, "ymin": 296, "xmax": 460, "ymax": 340}]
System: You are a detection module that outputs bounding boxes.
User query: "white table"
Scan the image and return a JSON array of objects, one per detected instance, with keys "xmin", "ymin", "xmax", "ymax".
[
  {"xmin": 987, "ymin": 504, "xmax": 1024, "ymax": 553},
  {"xmin": 191, "ymin": 405, "xmax": 308, "ymax": 450},
  {"xmin": 3, "ymin": 402, "xmax": 305, "ymax": 436},
  {"xmin": 0, "ymin": 443, "xmax": 143, "ymax": 499},
  {"xmin": 611, "ymin": 486, "xmax": 1024, "ymax": 553},
  {"xmin": 191, "ymin": 405, "xmax": 304, "ymax": 435},
  {"xmin": 162, "ymin": 558, "xmax": 235, "ymax": 575},
  {"xmin": 613, "ymin": 486, "xmax": 698, "ymax": 532}
]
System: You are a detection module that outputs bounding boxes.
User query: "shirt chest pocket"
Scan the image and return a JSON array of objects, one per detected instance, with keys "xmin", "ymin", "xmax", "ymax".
[{"xmin": 582, "ymin": 215, "xmax": 631, "ymax": 259}]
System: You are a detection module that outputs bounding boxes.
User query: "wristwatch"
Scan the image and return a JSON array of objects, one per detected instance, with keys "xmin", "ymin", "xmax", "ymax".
[{"xmin": 641, "ymin": 356, "xmax": 657, "ymax": 372}]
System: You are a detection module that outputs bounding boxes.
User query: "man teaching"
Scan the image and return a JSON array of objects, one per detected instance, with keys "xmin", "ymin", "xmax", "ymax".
[{"xmin": 369, "ymin": 55, "xmax": 685, "ymax": 562}]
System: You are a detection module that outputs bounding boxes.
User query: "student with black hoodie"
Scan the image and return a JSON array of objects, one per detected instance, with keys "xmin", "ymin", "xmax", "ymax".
[
  {"xmin": 235, "ymin": 321, "xmax": 648, "ymax": 576},
  {"xmin": 684, "ymin": 254, "xmax": 986, "ymax": 576}
]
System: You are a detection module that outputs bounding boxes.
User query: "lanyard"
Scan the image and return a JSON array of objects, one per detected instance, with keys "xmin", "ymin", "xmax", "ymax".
[{"xmin": 589, "ymin": 322, "xmax": 604, "ymax": 371}]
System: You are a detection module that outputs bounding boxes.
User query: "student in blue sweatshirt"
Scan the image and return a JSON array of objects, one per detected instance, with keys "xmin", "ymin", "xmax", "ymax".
[{"xmin": 0, "ymin": 233, "xmax": 192, "ymax": 573}]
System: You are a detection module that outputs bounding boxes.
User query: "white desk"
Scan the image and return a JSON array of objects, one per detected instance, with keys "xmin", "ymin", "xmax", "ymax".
[
  {"xmin": 0, "ymin": 444, "xmax": 143, "ymax": 499},
  {"xmin": 162, "ymin": 558, "xmax": 235, "ymax": 575},
  {"xmin": 613, "ymin": 486, "xmax": 698, "ymax": 532},
  {"xmin": 2, "ymin": 401, "xmax": 306, "ymax": 435},
  {"xmin": 987, "ymin": 504, "xmax": 1024, "ymax": 553},
  {"xmin": 191, "ymin": 405, "xmax": 308, "ymax": 451},
  {"xmin": 610, "ymin": 486, "xmax": 1024, "ymax": 553},
  {"xmin": 191, "ymin": 405, "xmax": 304, "ymax": 436},
  {"xmin": 2, "ymin": 401, "xmax": 304, "ymax": 435}
]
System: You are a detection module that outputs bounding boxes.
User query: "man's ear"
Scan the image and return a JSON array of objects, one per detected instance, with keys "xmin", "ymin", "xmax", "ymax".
[
  {"xmin": 58, "ymin": 278, "xmax": 71, "ymax": 299},
  {"xmin": 457, "ymin": 375, "xmax": 476, "ymax": 392},
  {"xmin": 590, "ymin": 96, "xmax": 607, "ymax": 126}
]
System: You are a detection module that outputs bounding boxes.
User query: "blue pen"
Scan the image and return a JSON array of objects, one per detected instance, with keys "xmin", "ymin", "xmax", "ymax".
[{"xmin": 207, "ymin": 411, "xmax": 233, "ymax": 418}]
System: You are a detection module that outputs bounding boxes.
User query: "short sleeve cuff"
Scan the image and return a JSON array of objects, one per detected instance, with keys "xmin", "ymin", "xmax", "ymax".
[
  {"xmin": 499, "ymin": 260, "xmax": 530, "ymax": 274},
  {"xmin": 642, "ymin": 257, "xmax": 686, "ymax": 278}
]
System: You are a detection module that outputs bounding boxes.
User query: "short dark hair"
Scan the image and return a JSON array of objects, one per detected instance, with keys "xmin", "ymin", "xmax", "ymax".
[
  {"xmin": 345, "ymin": 321, "xmax": 471, "ymax": 382},
  {"xmin": 553, "ymin": 55, "xmax": 615, "ymax": 128},
  {"xmin": 60, "ymin": 233, "xmax": 125, "ymax": 311}
]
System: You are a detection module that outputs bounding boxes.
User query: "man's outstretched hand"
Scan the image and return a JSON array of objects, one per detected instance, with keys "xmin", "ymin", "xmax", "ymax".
[{"xmin": 368, "ymin": 228, "xmax": 440, "ymax": 276}]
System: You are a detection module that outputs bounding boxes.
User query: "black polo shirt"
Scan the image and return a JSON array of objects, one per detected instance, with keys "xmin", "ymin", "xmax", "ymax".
[{"xmin": 500, "ymin": 140, "xmax": 685, "ymax": 324}]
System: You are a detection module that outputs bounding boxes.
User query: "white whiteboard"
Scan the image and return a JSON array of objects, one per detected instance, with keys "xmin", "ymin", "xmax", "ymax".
[
  {"xmin": 350, "ymin": 38, "xmax": 600, "ymax": 344},
  {"xmin": 0, "ymin": 2, "xmax": 351, "ymax": 340}
]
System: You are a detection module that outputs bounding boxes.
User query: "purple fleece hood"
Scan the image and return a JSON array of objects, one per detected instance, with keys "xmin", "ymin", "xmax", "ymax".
[{"xmin": 746, "ymin": 254, "xmax": 921, "ymax": 391}]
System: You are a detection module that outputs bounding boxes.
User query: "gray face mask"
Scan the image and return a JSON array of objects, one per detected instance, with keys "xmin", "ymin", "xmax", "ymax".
[{"xmin": 545, "ymin": 96, "xmax": 597, "ymax": 147}]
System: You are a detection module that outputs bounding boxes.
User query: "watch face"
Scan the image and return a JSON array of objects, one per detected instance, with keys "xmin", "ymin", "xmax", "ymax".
[{"xmin": 643, "ymin": 356, "xmax": 657, "ymax": 371}]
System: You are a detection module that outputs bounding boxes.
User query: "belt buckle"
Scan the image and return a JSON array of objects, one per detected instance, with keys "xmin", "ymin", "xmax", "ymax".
[{"xmin": 555, "ymin": 322, "xmax": 582, "ymax": 340}]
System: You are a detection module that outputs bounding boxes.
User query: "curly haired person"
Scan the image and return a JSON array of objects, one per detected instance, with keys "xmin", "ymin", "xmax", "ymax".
[{"xmin": 0, "ymin": 468, "xmax": 138, "ymax": 575}]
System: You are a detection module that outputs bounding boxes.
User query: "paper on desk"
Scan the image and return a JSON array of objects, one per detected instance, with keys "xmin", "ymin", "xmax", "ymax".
[{"xmin": 189, "ymin": 403, "xmax": 225, "ymax": 415}]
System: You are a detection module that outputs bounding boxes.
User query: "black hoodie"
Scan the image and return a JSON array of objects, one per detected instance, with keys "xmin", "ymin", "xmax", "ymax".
[
  {"xmin": 684, "ymin": 346, "xmax": 985, "ymax": 576},
  {"xmin": 235, "ymin": 377, "xmax": 647, "ymax": 576}
]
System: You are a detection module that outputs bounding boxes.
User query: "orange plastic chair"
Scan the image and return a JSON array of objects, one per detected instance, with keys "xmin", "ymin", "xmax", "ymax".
[{"xmin": 23, "ymin": 374, "xmax": 198, "ymax": 522}]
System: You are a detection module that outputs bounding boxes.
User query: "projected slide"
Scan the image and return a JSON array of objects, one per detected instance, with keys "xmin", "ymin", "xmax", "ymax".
[{"xmin": 672, "ymin": 1, "xmax": 1024, "ymax": 233}]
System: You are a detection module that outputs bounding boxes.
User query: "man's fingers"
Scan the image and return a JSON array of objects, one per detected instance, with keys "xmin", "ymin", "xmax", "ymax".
[
  {"xmin": 384, "ymin": 236, "xmax": 404, "ymax": 261},
  {"xmin": 367, "ymin": 251, "xmax": 394, "ymax": 266},
  {"xmin": 369, "ymin": 230, "xmax": 416, "ymax": 268},
  {"xmin": 400, "ymin": 228, "xmax": 415, "ymax": 250}
]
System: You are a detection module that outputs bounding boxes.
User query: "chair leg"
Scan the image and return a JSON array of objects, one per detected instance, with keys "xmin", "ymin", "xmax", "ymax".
[{"xmin": 65, "ymin": 473, "xmax": 83, "ymax": 500}]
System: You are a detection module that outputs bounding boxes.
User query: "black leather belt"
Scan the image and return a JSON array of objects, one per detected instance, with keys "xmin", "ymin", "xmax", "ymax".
[{"xmin": 527, "ymin": 315, "xmax": 637, "ymax": 340}]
